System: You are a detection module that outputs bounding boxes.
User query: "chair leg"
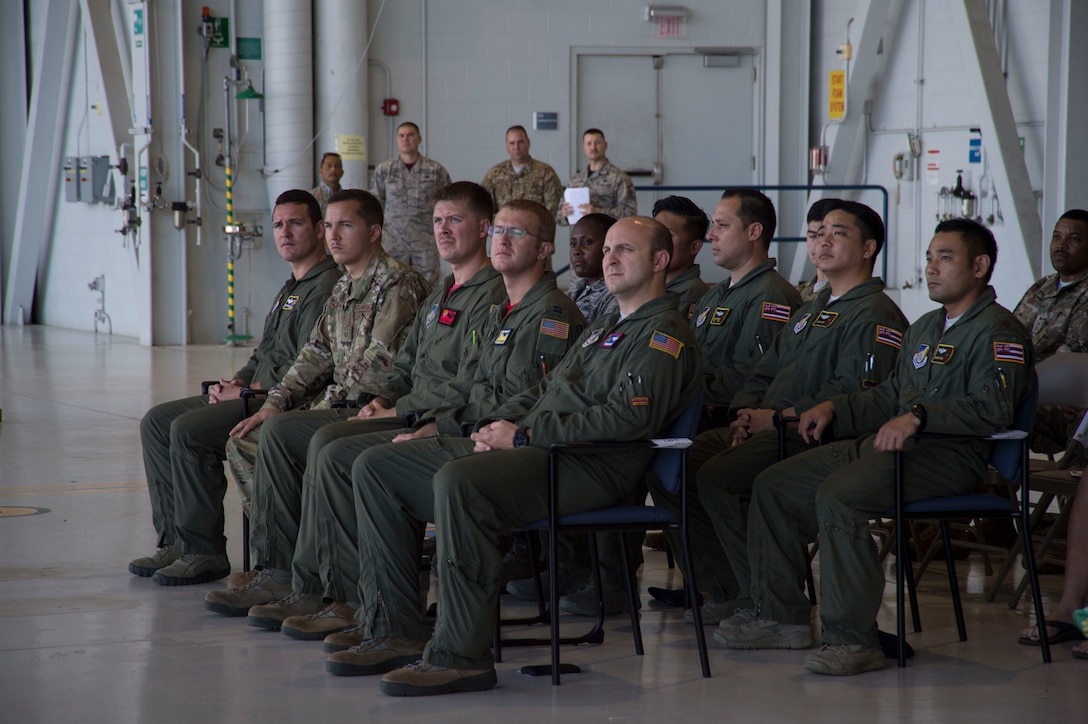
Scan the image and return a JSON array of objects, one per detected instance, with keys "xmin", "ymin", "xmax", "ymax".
[
  {"xmin": 805, "ymin": 541, "xmax": 818, "ymax": 606},
  {"xmin": 242, "ymin": 512, "xmax": 250, "ymax": 572},
  {"xmin": 618, "ymin": 534, "xmax": 644, "ymax": 656},
  {"xmin": 679, "ymin": 525, "xmax": 710, "ymax": 678},
  {"xmin": 895, "ymin": 513, "xmax": 907, "ymax": 668},
  {"xmin": 1017, "ymin": 510, "xmax": 1052, "ymax": 664},
  {"xmin": 939, "ymin": 520, "xmax": 967, "ymax": 642},
  {"xmin": 664, "ymin": 539, "xmax": 675, "ymax": 570},
  {"xmin": 904, "ymin": 549, "xmax": 922, "ymax": 634}
]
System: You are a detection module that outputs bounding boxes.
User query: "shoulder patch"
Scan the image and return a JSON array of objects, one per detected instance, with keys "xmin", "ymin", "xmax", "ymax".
[
  {"xmin": 649, "ymin": 330, "xmax": 683, "ymax": 358},
  {"xmin": 582, "ymin": 328, "xmax": 605, "ymax": 347},
  {"xmin": 695, "ymin": 307, "xmax": 711, "ymax": 327},
  {"xmin": 761, "ymin": 301, "xmax": 792, "ymax": 323},
  {"xmin": 540, "ymin": 318, "xmax": 569, "ymax": 340},
  {"xmin": 876, "ymin": 325, "xmax": 903, "ymax": 349},
  {"xmin": 600, "ymin": 332, "xmax": 624, "ymax": 348},
  {"xmin": 494, "ymin": 329, "xmax": 512, "ymax": 345},
  {"xmin": 793, "ymin": 312, "xmax": 811, "ymax": 334},
  {"xmin": 425, "ymin": 304, "xmax": 440, "ymax": 326},
  {"xmin": 994, "ymin": 341, "xmax": 1026, "ymax": 364},
  {"xmin": 687, "ymin": 303, "xmax": 696, "ymax": 320}
]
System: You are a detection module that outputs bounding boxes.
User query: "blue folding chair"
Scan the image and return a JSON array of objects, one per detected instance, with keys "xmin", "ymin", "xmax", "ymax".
[
  {"xmin": 888, "ymin": 372, "xmax": 1050, "ymax": 666},
  {"xmin": 505, "ymin": 392, "xmax": 710, "ymax": 684}
]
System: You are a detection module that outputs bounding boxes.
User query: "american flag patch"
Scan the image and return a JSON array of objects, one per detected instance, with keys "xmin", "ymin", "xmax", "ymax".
[
  {"xmin": 994, "ymin": 341, "xmax": 1025, "ymax": 364},
  {"xmin": 630, "ymin": 396, "xmax": 650, "ymax": 407},
  {"xmin": 649, "ymin": 330, "xmax": 683, "ymax": 358},
  {"xmin": 540, "ymin": 318, "xmax": 569, "ymax": 339},
  {"xmin": 876, "ymin": 325, "xmax": 903, "ymax": 349},
  {"xmin": 761, "ymin": 301, "xmax": 792, "ymax": 323}
]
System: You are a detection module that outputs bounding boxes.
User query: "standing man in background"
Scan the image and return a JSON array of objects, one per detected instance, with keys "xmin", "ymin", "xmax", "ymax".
[
  {"xmin": 312, "ymin": 152, "xmax": 344, "ymax": 217},
  {"xmin": 559, "ymin": 128, "xmax": 637, "ymax": 225},
  {"xmin": 481, "ymin": 125, "xmax": 563, "ymax": 218},
  {"xmin": 371, "ymin": 122, "xmax": 451, "ymax": 284}
]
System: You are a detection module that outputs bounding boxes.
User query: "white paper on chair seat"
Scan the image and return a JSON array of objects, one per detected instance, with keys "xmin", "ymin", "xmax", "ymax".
[{"xmin": 652, "ymin": 438, "xmax": 694, "ymax": 449}]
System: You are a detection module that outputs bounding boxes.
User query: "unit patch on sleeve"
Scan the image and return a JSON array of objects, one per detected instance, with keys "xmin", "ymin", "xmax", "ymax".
[
  {"xmin": 876, "ymin": 325, "xmax": 903, "ymax": 349},
  {"xmin": 649, "ymin": 330, "xmax": 683, "ymax": 358},
  {"xmin": 933, "ymin": 343, "xmax": 954, "ymax": 364},
  {"xmin": 812, "ymin": 310, "xmax": 839, "ymax": 328},
  {"xmin": 994, "ymin": 341, "xmax": 1026, "ymax": 364},
  {"xmin": 686, "ymin": 303, "xmax": 696, "ymax": 320},
  {"xmin": 540, "ymin": 319, "xmax": 569, "ymax": 339},
  {"xmin": 761, "ymin": 301, "xmax": 792, "ymax": 323},
  {"xmin": 282, "ymin": 295, "xmax": 300, "ymax": 311}
]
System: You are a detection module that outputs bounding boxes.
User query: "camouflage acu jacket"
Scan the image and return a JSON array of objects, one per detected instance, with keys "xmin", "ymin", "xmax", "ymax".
[{"xmin": 482, "ymin": 158, "xmax": 564, "ymax": 217}]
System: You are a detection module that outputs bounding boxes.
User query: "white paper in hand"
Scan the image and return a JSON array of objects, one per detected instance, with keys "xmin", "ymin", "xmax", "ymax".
[{"xmin": 565, "ymin": 187, "xmax": 591, "ymax": 225}]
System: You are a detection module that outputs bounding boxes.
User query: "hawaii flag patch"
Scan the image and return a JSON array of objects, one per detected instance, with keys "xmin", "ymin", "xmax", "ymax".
[
  {"xmin": 994, "ymin": 341, "xmax": 1026, "ymax": 364},
  {"xmin": 761, "ymin": 301, "xmax": 792, "ymax": 323},
  {"xmin": 649, "ymin": 330, "xmax": 684, "ymax": 358},
  {"xmin": 875, "ymin": 325, "xmax": 903, "ymax": 349},
  {"xmin": 540, "ymin": 318, "xmax": 569, "ymax": 339},
  {"xmin": 629, "ymin": 396, "xmax": 650, "ymax": 407}
]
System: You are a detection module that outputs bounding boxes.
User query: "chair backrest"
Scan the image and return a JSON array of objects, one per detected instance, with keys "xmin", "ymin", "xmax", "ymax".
[
  {"xmin": 648, "ymin": 390, "xmax": 703, "ymax": 497},
  {"xmin": 1035, "ymin": 352, "xmax": 1088, "ymax": 407},
  {"xmin": 989, "ymin": 371, "xmax": 1039, "ymax": 481}
]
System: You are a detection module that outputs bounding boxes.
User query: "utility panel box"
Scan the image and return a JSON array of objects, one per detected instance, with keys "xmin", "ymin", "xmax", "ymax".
[
  {"xmin": 79, "ymin": 157, "xmax": 95, "ymax": 202},
  {"xmin": 91, "ymin": 156, "xmax": 115, "ymax": 204},
  {"xmin": 64, "ymin": 157, "xmax": 80, "ymax": 202}
]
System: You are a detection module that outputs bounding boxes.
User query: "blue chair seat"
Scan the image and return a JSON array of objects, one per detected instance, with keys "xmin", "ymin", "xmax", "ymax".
[
  {"xmin": 886, "ymin": 493, "xmax": 1017, "ymax": 517},
  {"xmin": 519, "ymin": 506, "xmax": 678, "ymax": 530}
]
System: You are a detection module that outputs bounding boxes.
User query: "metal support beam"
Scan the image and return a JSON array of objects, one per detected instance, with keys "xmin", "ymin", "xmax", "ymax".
[
  {"xmin": 0, "ymin": 2, "xmax": 29, "ymax": 317},
  {"xmin": 1043, "ymin": 0, "xmax": 1088, "ymax": 247},
  {"xmin": 794, "ymin": 0, "xmax": 902, "ymax": 281},
  {"xmin": 3, "ymin": 0, "xmax": 80, "ymax": 325},
  {"xmin": 80, "ymin": 0, "xmax": 133, "ymax": 152},
  {"xmin": 953, "ymin": 0, "xmax": 1042, "ymax": 278}
]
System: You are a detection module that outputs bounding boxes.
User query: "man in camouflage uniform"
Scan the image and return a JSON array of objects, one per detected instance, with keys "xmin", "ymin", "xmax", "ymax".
[
  {"xmin": 330, "ymin": 216, "xmax": 701, "ymax": 696},
  {"xmin": 370, "ymin": 122, "xmax": 451, "ymax": 284},
  {"xmin": 202, "ymin": 182, "xmax": 503, "ymax": 621},
  {"xmin": 694, "ymin": 201, "xmax": 909, "ymax": 627},
  {"xmin": 559, "ymin": 128, "xmax": 637, "ymax": 225},
  {"xmin": 481, "ymin": 125, "xmax": 563, "ymax": 217},
  {"xmin": 734, "ymin": 219, "xmax": 1033, "ymax": 676},
  {"xmin": 796, "ymin": 199, "xmax": 841, "ymax": 302},
  {"xmin": 565, "ymin": 213, "xmax": 619, "ymax": 323},
  {"xmin": 1013, "ymin": 209, "xmax": 1088, "ymax": 454},
  {"xmin": 653, "ymin": 195, "xmax": 710, "ymax": 321},
  {"xmin": 135, "ymin": 190, "xmax": 341, "ymax": 585},
  {"xmin": 211, "ymin": 190, "xmax": 429, "ymax": 585},
  {"xmin": 311, "ymin": 152, "xmax": 343, "ymax": 217}
]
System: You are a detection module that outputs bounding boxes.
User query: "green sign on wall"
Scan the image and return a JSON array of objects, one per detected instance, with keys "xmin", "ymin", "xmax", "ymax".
[{"xmin": 237, "ymin": 37, "xmax": 262, "ymax": 60}]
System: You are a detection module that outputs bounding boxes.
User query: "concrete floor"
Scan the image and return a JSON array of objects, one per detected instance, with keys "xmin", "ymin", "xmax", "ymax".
[{"xmin": 1, "ymin": 325, "xmax": 1084, "ymax": 723}]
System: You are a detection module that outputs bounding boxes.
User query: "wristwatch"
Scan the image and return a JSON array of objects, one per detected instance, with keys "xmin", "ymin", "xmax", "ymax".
[
  {"xmin": 512, "ymin": 426, "xmax": 530, "ymax": 448},
  {"xmin": 910, "ymin": 403, "xmax": 928, "ymax": 432}
]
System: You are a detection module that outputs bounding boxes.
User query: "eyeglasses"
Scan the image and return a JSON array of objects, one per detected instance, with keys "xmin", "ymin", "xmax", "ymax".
[{"xmin": 488, "ymin": 224, "xmax": 543, "ymax": 241}]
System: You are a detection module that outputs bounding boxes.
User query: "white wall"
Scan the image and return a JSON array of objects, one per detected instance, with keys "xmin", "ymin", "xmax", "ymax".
[
  {"xmin": 12, "ymin": 0, "xmax": 1073, "ymax": 343},
  {"xmin": 810, "ymin": 0, "xmax": 1051, "ymax": 321}
]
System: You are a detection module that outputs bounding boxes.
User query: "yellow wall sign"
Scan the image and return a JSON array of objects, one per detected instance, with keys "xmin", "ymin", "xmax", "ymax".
[
  {"xmin": 338, "ymin": 134, "xmax": 367, "ymax": 162},
  {"xmin": 829, "ymin": 70, "xmax": 846, "ymax": 120}
]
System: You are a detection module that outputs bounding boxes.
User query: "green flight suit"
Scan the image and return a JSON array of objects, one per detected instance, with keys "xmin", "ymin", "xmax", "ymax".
[
  {"xmin": 141, "ymin": 257, "xmax": 340, "ymax": 552},
  {"xmin": 747, "ymin": 287, "xmax": 1034, "ymax": 648},
  {"xmin": 666, "ymin": 264, "xmax": 710, "ymax": 323},
  {"xmin": 696, "ymin": 278, "xmax": 909, "ymax": 606},
  {"xmin": 648, "ymin": 258, "xmax": 802, "ymax": 601},
  {"xmin": 243, "ymin": 249, "xmax": 430, "ymax": 569},
  {"xmin": 293, "ymin": 273, "xmax": 585, "ymax": 603},
  {"xmin": 251, "ymin": 266, "xmax": 503, "ymax": 571},
  {"xmin": 352, "ymin": 293, "xmax": 701, "ymax": 670}
]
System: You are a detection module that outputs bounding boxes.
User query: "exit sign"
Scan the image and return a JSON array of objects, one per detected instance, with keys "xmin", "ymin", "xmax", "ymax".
[{"xmin": 654, "ymin": 17, "xmax": 685, "ymax": 38}]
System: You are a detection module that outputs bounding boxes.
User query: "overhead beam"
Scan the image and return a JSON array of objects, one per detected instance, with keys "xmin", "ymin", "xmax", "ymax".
[
  {"xmin": 3, "ymin": 0, "xmax": 80, "ymax": 325},
  {"xmin": 80, "ymin": 0, "xmax": 133, "ymax": 152},
  {"xmin": 953, "ymin": 0, "xmax": 1042, "ymax": 278}
]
